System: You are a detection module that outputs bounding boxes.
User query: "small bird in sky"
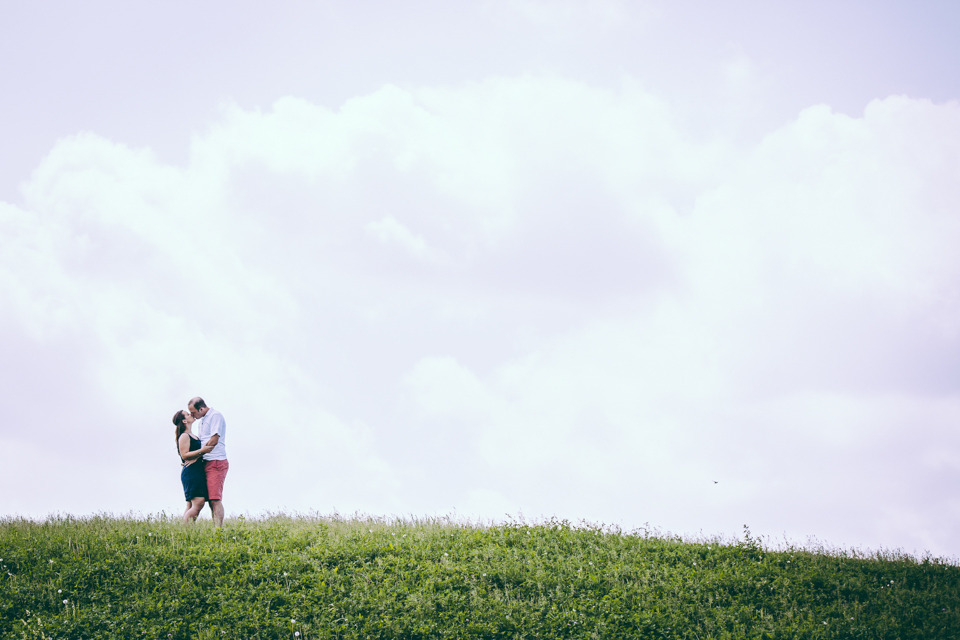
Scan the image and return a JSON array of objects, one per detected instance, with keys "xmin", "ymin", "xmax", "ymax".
[{"xmin": 713, "ymin": 481, "xmax": 718, "ymax": 484}]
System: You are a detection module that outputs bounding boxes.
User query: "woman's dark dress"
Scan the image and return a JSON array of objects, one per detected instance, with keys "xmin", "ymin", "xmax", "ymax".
[{"xmin": 180, "ymin": 435, "xmax": 208, "ymax": 501}]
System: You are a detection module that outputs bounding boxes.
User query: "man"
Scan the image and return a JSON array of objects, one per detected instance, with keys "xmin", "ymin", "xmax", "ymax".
[{"xmin": 189, "ymin": 396, "xmax": 229, "ymax": 527}]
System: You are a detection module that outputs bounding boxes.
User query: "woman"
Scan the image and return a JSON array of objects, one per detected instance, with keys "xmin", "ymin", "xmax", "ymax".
[{"xmin": 172, "ymin": 409, "xmax": 214, "ymax": 523}]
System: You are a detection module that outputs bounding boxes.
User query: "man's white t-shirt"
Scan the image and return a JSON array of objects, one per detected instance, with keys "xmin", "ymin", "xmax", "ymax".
[{"xmin": 198, "ymin": 409, "xmax": 227, "ymax": 461}]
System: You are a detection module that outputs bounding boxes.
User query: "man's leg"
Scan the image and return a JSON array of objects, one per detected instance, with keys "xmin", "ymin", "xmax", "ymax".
[
  {"xmin": 205, "ymin": 459, "xmax": 229, "ymax": 527},
  {"xmin": 208, "ymin": 499, "xmax": 224, "ymax": 527}
]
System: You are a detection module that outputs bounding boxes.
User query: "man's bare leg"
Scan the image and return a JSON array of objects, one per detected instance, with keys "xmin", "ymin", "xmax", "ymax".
[{"xmin": 208, "ymin": 499, "xmax": 224, "ymax": 527}]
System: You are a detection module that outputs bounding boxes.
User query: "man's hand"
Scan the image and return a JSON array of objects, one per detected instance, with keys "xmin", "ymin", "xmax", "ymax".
[{"xmin": 202, "ymin": 434, "xmax": 220, "ymax": 453}]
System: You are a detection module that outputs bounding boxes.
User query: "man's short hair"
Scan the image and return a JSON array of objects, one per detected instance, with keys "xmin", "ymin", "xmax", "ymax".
[{"xmin": 190, "ymin": 397, "xmax": 208, "ymax": 411}]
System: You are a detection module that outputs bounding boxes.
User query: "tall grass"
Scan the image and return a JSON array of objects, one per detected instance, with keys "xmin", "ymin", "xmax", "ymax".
[{"xmin": 1, "ymin": 514, "xmax": 957, "ymax": 639}]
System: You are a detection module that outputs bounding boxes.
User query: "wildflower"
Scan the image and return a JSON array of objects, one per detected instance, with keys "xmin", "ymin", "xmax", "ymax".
[
  {"xmin": 63, "ymin": 599, "xmax": 68, "ymax": 604},
  {"xmin": 444, "ymin": 553, "xmax": 449, "ymax": 557},
  {"xmin": 49, "ymin": 560, "xmax": 54, "ymax": 564},
  {"xmin": 588, "ymin": 562, "xmax": 593, "ymax": 565},
  {"xmin": 295, "ymin": 633, "xmax": 300, "ymax": 637},
  {"xmin": 482, "ymin": 573, "xmax": 486, "ymax": 576},
  {"xmin": 58, "ymin": 589, "xmax": 62, "ymax": 593},
  {"xmin": 291, "ymin": 619, "xmax": 296, "ymax": 623},
  {"xmin": 693, "ymin": 562, "xmax": 697, "ymax": 566},
  {"xmin": 148, "ymin": 533, "xmax": 152, "ymax": 537},
  {"xmin": 284, "ymin": 572, "xmax": 288, "ymax": 576}
]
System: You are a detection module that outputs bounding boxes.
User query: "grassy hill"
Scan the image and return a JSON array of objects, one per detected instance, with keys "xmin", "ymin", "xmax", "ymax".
[{"xmin": 1, "ymin": 515, "xmax": 957, "ymax": 639}]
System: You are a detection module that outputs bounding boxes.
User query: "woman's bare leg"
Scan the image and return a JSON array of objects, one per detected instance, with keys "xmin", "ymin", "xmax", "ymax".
[{"xmin": 183, "ymin": 497, "xmax": 206, "ymax": 523}]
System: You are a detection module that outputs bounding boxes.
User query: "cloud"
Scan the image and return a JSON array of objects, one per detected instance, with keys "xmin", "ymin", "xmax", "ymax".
[
  {"xmin": 365, "ymin": 216, "xmax": 442, "ymax": 263},
  {"xmin": 2, "ymin": 77, "xmax": 959, "ymax": 555},
  {"xmin": 488, "ymin": 0, "xmax": 644, "ymax": 34}
]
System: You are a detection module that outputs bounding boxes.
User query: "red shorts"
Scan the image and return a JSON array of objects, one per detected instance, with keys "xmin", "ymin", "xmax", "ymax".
[{"xmin": 205, "ymin": 459, "xmax": 229, "ymax": 501}]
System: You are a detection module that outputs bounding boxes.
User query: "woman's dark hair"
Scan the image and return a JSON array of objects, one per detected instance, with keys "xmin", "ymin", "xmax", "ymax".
[{"xmin": 173, "ymin": 410, "xmax": 188, "ymax": 459}]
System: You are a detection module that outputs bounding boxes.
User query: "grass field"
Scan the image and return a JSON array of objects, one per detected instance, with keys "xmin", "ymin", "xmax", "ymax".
[{"xmin": 1, "ymin": 514, "xmax": 957, "ymax": 639}]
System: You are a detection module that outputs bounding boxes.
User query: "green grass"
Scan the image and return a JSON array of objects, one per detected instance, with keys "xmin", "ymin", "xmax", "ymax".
[{"xmin": 1, "ymin": 515, "xmax": 957, "ymax": 639}]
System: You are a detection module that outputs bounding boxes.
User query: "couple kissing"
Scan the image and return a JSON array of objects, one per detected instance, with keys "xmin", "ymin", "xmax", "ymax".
[{"xmin": 171, "ymin": 397, "xmax": 229, "ymax": 526}]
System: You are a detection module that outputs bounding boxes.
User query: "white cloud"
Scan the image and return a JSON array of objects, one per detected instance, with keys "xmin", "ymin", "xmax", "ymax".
[
  {"xmin": 489, "ymin": 0, "xmax": 643, "ymax": 34},
  {"xmin": 2, "ymin": 77, "xmax": 960, "ymax": 555},
  {"xmin": 365, "ymin": 216, "xmax": 441, "ymax": 263},
  {"xmin": 405, "ymin": 356, "xmax": 495, "ymax": 416}
]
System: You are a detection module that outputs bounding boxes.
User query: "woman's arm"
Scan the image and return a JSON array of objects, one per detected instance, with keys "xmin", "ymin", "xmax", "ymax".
[{"xmin": 178, "ymin": 434, "xmax": 209, "ymax": 461}]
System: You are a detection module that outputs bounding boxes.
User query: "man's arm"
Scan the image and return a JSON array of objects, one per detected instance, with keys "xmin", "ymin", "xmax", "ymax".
[
  {"xmin": 199, "ymin": 412, "xmax": 224, "ymax": 454},
  {"xmin": 206, "ymin": 412, "xmax": 226, "ymax": 437}
]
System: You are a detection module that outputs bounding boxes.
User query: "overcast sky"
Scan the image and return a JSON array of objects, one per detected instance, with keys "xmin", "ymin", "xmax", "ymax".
[{"xmin": 2, "ymin": 0, "xmax": 959, "ymax": 558}]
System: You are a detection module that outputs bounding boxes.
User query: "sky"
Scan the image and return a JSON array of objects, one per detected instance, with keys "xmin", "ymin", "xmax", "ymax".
[{"xmin": 2, "ymin": 0, "xmax": 960, "ymax": 557}]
